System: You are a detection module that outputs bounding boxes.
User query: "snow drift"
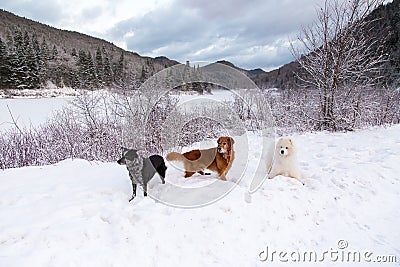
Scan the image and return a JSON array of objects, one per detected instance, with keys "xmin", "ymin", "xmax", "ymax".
[{"xmin": 0, "ymin": 125, "xmax": 399, "ymax": 266}]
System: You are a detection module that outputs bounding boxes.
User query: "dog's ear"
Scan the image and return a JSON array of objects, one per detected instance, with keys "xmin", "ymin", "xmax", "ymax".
[
  {"xmin": 289, "ymin": 138, "xmax": 293, "ymax": 145},
  {"xmin": 229, "ymin": 137, "xmax": 235, "ymax": 145},
  {"xmin": 217, "ymin": 137, "xmax": 221, "ymax": 143}
]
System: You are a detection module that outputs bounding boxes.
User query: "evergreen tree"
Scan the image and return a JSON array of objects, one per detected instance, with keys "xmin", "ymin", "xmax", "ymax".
[
  {"xmin": 37, "ymin": 38, "xmax": 48, "ymax": 86},
  {"xmin": 40, "ymin": 38, "xmax": 49, "ymax": 60},
  {"xmin": 24, "ymin": 31, "xmax": 40, "ymax": 89},
  {"xmin": 6, "ymin": 30, "xmax": 13, "ymax": 48},
  {"xmin": 51, "ymin": 45, "xmax": 58, "ymax": 60},
  {"xmin": 95, "ymin": 47, "xmax": 104, "ymax": 86},
  {"xmin": 77, "ymin": 50, "xmax": 87, "ymax": 88},
  {"xmin": 9, "ymin": 28, "xmax": 27, "ymax": 89},
  {"xmin": 78, "ymin": 49, "xmax": 88, "ymax": 88},
  {"xmin": 183, "ymin": 60, "xmax": 191, "ymax": 90},
  {"xmin": 86, "ymin": 52, "xmax": 98, "ymax": 89},
  {"xmin": 77, "ymin": 50, "xmax": 98, "ymax": 89},
  {"xmin": 0, "ymin": 37, "xmax": 9, "ymax": 88},
  {"xmin": 31, "ymin": 33, "xmax": 42, "ymax": 88},
  {"xmin": 69, "ymin": 69, "xmax": 79, "ymax": 88},
  {"xmin": 30, "ymin": 36, "xmax": 45, "ymax": 87},
  {"xmin": 4, "ymin": 31, "xmax": 15, "ymax": 87},
  {"xmin": 113, "ymin": 52, "xmax": 125, "ymax": 85},
  {"xmin": 103, "ymin": 53, "xmax": 113, "ymax": 87}
]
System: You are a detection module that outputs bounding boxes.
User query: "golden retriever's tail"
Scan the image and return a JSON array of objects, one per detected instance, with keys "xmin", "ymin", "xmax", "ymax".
[{"xmin": 166, "ymin": 152, "xmax": 184, "ymax": 162}]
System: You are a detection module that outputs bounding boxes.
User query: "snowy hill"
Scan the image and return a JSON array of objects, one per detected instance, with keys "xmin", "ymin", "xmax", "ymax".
[{"xmin": 1, "ymin": 125, "xmax": 399, "ymax": 266}]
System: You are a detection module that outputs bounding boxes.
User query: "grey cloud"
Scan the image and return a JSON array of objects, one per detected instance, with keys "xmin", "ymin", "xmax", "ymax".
[
  {"xmin": 80, "ymin": 6, "xmax": 105, "ymax": 21},
  {"xmin": 106, "ymin": 0, "xmax": 323, "ymax": 70},
  {"xmin": 0, "ymin": 0, "xmax": 63, "ymax": 25},
  {"xmin": 1, "ymin": 0, "xmax": 327, "ymax": 71},
  {"xmin": 227, "ymin": 42, "xmax": 295, "ymax": 71}
]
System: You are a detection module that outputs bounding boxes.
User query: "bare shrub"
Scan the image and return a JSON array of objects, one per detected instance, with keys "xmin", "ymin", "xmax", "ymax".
[
  {"xmin": 232, "ymin": 89, "xmax": 274, "ymax": 131},
  {"xmin": 264, "ymin": 86, "xmax": 400, "ymax": 135},
  {"xmin": 1, "ymin": 84, "xmax": 398, "ymax": 170},
  {"xmin": 291, "ymin": 0, "xmax": 388, "ymax": 131},
  {"xmin": 0, "ymin": 92, "xmax": 123, "ymax": 169}
]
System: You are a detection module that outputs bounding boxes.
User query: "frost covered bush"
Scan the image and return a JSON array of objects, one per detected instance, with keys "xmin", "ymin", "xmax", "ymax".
[
  {"xmin": 264, "ymin": 87, "xmax": 400, "ymax": 135},
  {"xmin": 0, "ymin": 109, "xmax": 123, "ymax": 169},
  {"xmin": 0, "ymin": 93, "xmax": 123, "ymax": 169},
  {"xmin": 113, "ymin": 88, "xmax": 179, "ymax": 156},
  {"xmin": 0, "ymin": 88, "xmax": 229, "ymax": 169},
  {"xmin": 1, "ymin": 85, "xmax": 398, "ymax": 170}
]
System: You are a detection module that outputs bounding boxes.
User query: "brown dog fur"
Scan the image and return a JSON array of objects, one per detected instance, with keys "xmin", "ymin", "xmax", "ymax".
[{"xmin": 166, "ymin": 136, "xmax": 235, "ymax": 180}]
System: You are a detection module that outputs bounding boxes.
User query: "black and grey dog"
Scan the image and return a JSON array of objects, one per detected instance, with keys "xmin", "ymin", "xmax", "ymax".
[{"xmin": 117, "ymin": 148, "xmax": 167, "ymax": 201}]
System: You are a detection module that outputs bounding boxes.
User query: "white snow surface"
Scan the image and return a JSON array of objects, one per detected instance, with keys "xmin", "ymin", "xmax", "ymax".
[{"xmin": 1, "ymin": 125, "xmax": 400, "ymax": 266}]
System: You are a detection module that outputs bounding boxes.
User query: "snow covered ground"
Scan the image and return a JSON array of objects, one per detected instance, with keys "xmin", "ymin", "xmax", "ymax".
[{"xmin": 1, "ymin": 125, "xmax": 399, "ymax": 266}]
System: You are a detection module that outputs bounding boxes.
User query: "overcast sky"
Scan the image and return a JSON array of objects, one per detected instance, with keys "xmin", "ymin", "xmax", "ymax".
[{"xmin": 0, "ymin": 0, "xmax": 391, "ymax": 71}]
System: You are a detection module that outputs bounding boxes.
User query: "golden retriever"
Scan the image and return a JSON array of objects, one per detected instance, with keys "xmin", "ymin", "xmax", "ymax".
[{"xmin": 166, "ymin": 136, "xmax": 235, "ymax": 180}]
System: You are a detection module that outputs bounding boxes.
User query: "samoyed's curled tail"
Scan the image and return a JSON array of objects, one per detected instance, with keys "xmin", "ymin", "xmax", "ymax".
[{"xmin": 166, "ymin": 152, "xmax": 184, "ymax": 162}]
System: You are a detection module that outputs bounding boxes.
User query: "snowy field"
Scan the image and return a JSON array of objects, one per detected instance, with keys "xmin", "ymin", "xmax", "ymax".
[
  {"xmin": 1, "ymin": 125, "xmax": 399, "ymax": 266},
  {"xmin": 175, "ymin": 88, "xmax": 235, "ymax": 104}
]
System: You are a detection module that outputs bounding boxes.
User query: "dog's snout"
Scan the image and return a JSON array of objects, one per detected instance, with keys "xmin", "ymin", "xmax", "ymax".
[{"xmin": 280, "ymin": 150, "xmax": 285, "ymax": 155}]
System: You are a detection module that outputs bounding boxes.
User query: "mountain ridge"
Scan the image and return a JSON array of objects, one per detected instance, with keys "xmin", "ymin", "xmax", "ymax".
[
  {"xmin": 0, "ymin": 9, "xmax": 179, "ymax": 89},
  {"xmin": 1, "ymin": 0, "xmax": 399, "ymax": 90}
]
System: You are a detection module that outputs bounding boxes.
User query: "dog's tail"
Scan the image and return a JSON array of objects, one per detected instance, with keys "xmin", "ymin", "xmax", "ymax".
[{"xmin": 166, "ymin": 152, "xmax": 185, "ymax": 162}]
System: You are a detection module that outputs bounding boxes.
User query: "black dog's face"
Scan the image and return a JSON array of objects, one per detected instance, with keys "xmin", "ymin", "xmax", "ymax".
[{"xmin": 117, "ymin": 148, "xmax": 139, "ymax": 165}]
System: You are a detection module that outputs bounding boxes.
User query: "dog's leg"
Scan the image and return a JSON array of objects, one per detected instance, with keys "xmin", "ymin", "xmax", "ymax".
[
  {"xmin": 219, "ymin": 172, "xmax": 227, "ymax": 181},
  {"xmin": 268, "ymin": 164, "xmax": 280, "ymax": 179},
  {"xmin": 129, "ymin": 183, "xmax": 137, "ymax": 202},
  {"xmin": 184, "ymin": 171, "xmax": 195, "ymax": 178},
  {"xmin": 143, "ymin": 183, "xmax": 148, "ymax": 197},
  {"xmin": 157, "ymin": 167, "xmax": 166, "ymax": 184}
]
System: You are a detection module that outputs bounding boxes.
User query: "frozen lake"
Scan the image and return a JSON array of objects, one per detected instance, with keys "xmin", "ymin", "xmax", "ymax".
[
  {"xmin": 0, "ymin": 89, "xmax": 236, "ymax": 132},
  {"xmin": 0, "ymin": 97, "xmax": 73, "ymax": 131}
]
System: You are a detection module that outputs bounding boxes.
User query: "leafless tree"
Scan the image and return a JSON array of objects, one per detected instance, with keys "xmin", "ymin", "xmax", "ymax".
[{"xmin": 291, "ymin": 0, "xmax": 388, "ymax": 131}]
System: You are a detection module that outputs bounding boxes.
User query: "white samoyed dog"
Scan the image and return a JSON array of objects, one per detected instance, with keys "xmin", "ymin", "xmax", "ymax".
[{"xmin": 266, "ymin": 137, "xmax": 303, "ymax": 185}]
